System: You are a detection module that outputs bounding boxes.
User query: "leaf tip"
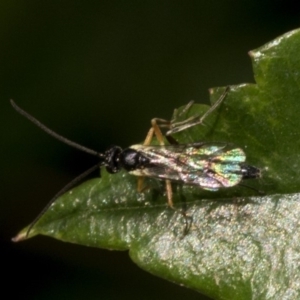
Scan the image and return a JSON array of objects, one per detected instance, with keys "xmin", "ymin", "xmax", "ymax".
[
  {"xmin": 12, "ymin": 234, "xmax": 24, "ymax": 243},
  {"xmin": 12, "ymin": 229, "xmax": 31, "ymax": 242},
  {"xmin": 248, "ymin": 50, "xmax": 255, "ymax": 58}
]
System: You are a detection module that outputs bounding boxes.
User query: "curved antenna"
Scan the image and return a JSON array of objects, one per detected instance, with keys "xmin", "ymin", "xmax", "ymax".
[
  {"xmin": 23, "ymin": 162, "xmax": 103, "ymax": 238},
  {"xmin": 10, "ymin": 99, "xmax": 104, "ymax": 158}
]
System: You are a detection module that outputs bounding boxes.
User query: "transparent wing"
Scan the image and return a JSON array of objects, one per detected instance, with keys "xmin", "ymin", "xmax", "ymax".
[{"xmin": 130, "ymin": 142, "xmax": 246, "ymax": 190}]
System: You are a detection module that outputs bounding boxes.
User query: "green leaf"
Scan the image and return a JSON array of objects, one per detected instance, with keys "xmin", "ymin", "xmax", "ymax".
[{"xmin": 14, "ymin": 29, "xmax": 300, "ymax": 299}]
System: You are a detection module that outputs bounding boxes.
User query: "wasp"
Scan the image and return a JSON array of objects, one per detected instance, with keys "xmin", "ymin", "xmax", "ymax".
[{"xmin": 11, "ymin": 87, "xmax": 260, "ymax": 237}]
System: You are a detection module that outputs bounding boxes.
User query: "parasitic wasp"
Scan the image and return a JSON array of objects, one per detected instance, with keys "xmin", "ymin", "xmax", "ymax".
[{"xmin": 11, "ymin": 87, "xmax": 260, "ymax": 238}]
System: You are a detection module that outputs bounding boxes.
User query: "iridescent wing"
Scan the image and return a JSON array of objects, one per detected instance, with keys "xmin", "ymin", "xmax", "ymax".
[{"xmin": 129, "ymin": 142, "xmax": 246, "ymax": 191}]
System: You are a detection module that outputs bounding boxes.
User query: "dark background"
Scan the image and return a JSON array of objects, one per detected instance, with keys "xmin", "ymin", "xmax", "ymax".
[{"xmin": 2, "ymin": 1, "xmax": 300, "ymax": 299}]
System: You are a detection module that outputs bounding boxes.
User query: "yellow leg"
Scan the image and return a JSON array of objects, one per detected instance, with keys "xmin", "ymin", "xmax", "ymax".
[
  {"xmin": 143, "ymin": 127, "xmax": 154, "ymax": 146},
  {"xmin": 150, "ymin": 118, "xmax": 169, "ymax": 145},
  {"xmin": 143, "ymin": 118, "xmax": 170, "ymax": 145},
  {"xmin": 167, "ymin": 86, "xmax": 230, "ymax": 135},
  {"xmin": 165, "ymin": 179, "xmax": 174, "ymax": 208},
  {"xmin": 139, "ymin": 117, "xmax": 192, "ymax": 234},
  {"xmin": 138, "ymin": 118, "xmax": 175, "ymax": 208},
  {"xmin": 137, "ymin": 177, "xmax": 145, "ymax": 193}
]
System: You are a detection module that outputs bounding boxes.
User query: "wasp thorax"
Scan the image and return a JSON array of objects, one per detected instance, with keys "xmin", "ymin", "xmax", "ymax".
[{"xmin": 120, "ymin": 148, "xmax": 150, "ymax": 171}]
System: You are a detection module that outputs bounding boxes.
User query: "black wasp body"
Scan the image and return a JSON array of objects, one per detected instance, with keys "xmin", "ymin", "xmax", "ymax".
[{"xmin": 105, "ymin": 143, "xmax": 260, "ymax": 191}]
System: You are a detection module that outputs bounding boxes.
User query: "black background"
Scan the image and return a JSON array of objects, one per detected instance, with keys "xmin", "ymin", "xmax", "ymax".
[{"xmin": 2, "ymin": 1, "xmax": 300, "ymax": 299}]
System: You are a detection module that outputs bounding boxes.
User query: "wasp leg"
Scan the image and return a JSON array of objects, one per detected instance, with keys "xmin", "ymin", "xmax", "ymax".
[
  {"xmin": 171, "ymin": 100, "xmax": 195, "ymax": 124},
  {"xmin": 137, "ymin": 118, "xmax": 175, "ymax": 207},
  {"xmin": 137, "ymin": 118, "xmax": 169, "ymax": 192},
  {"xmin": 136, "ymin": 118, "xmax": 169, "ymax": 194},
  {"xmin": 164, "ymin": 178, "xmax": 173, "ymax": 208},
  {"xmin": 141, "ymin": 118, "xmax": 193, "ymax": 234},
  {"xmin": 152, "ymin": 119, "xmax": 194, "ymax": 234},
  {"xmin": 151, "ymin": 118, "xmax": 174, "ymax": 207},
  {"xmin": 151, "ymin": 118, "xmax": 175, "ymax": 208},
  {"xmin": 143, "ymin": 126, "xmax": 155, "ymax": 146},
  {"xmin": 150, "ymin": 118, "xmax": 170, "ymax": 145},
  {"xmin": 169, "ymin": 101, "xmax": 196, "ymax": 130},
  {"xmin": 148, "ymin": 118, "xmax": 179, "ymax": 144},
  {"xmin": 137, "ymin": 176, "xmax": 152, "ymax": 193},
  {"xmin": 167, "ymin": 86, "xmax": 230, "ymax": 135}
]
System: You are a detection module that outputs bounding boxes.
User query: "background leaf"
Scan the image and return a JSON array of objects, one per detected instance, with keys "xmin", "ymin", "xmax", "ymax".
[{"xmin": 14, "ymin": 29, "xmax": 300, "ymax": 299}]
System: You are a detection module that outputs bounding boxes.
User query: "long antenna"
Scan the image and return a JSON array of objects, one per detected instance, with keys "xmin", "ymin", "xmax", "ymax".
[
  {"xmin": 13, "ymin": 162, "xmax": 103, "ymax": 240},
  {"xmin": 10, "ymin": 99, "xmax": 106, "ymax": 239},
  {"xmin": 10, "ymin": 99, "xmax": 103, "ymax": 158}
]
